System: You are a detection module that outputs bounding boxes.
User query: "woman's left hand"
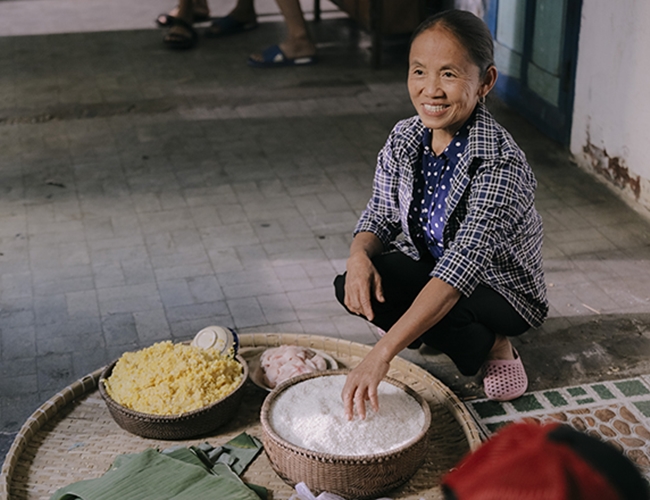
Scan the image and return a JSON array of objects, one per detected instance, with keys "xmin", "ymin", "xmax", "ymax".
[{"xmin": 341, "ymin": 348, "xmax": 390, "ymax": 420}]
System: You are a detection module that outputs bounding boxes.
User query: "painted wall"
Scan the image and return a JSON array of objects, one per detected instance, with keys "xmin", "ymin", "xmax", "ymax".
[{"xmin": 570, "ymin": 0, "xmax": 650, "ymax": 217}]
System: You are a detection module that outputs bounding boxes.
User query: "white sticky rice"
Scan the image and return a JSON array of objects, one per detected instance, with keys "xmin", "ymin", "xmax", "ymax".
[{"xmin": 269, "ymin": 374, "xmax": 426, "ymax": 456}]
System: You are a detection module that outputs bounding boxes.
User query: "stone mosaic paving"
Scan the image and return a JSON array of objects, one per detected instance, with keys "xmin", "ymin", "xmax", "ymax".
[{"xmin": 466, "ymin": 376, "xmax": 650, "ymax": 478}]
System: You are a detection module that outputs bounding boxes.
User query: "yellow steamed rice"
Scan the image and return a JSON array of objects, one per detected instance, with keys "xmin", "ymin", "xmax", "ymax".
[{"xmin": 103, "ymin": 341, "xmax": 243, "ymax": 416}]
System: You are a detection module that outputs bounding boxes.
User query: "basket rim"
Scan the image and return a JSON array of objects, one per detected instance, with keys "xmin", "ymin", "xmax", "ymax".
[
  {"xmin": 260, "ymin": 369, "xmax": 432, "ymax": 462},
  {"xmin": 98, "ymin": 353, "xmax": 248, "ymax": 421}
]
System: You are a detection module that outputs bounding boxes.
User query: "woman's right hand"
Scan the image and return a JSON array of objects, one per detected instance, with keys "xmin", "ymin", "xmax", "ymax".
[
  {"xmin": 344, "ymin": 252, "xmax": 384, "ymax": 321},
  {"xmin": 342, "ymin": 346, "xmax": 390, "ymax": 419}
]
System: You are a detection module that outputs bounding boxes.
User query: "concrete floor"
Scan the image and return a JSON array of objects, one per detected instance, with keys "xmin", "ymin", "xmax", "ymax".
[{"xmin": 2, "ymin": 0, "xmax": 650, "ymax": 464}]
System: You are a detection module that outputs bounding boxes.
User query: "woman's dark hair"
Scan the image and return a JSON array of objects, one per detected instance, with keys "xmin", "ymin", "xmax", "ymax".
[{"xmin": 411, "ymin": 9, "xmax": 495, "ymax": 77}]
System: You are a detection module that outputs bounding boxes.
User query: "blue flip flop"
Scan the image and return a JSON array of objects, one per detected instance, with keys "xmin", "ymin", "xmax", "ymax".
[
  {"xmin": 247, "ymin": 44, "xmax": 317, "ymax": 68},
  {"xmin": 205, "ymin": 15, "xmax": 257, "ymax": 38}
]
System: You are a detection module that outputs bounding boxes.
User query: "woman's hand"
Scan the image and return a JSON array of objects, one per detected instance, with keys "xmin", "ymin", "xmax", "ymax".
[
  {"xmin": 341, "ymin": 348, "xmax": 390, "ymax": 420},
  {"xmin": 342, "ymin": 277, "xmax": 463, "ymax": 420},
  {"xmin": 344, "ymin": 252, "xmax": 384, "ymax": 321},
  {"xmin": 344, "ymin": 232, "xmax": 385, "ymax": 321}
]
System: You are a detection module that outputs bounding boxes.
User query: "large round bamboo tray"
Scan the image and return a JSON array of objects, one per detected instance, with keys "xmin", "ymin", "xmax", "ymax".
[
  {"xmin": 261, "ymin": 370, "xmax": 432, "ymax": 499},
  {"xmin": 98, "ymin": 354, "xmax": 248, "ymax": 440},
  {"xmin": 1, "ymin": 334, "xmax": 482, "ymax": 500}
]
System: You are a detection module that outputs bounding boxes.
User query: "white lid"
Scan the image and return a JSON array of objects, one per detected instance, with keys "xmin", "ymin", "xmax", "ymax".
[{"xmin": 191, "ymin": 326, "xmax": 235, "ymax": 354}]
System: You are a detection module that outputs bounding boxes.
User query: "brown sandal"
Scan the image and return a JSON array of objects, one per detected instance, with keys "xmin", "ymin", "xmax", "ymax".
[{"xmin": 163, "ymin": 18, "xmax": 198, "ymax": 50}]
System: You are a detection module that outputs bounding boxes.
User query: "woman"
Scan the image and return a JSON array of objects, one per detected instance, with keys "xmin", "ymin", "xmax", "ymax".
[{"xmin": 334, "ymin": 10, "xmax": 548, "ymax": 419}]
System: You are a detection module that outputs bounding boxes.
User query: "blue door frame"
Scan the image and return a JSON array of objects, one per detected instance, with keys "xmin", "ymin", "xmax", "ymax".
[{"xmin": 485, "ymin": 0, "xmax": 582, "ymax": 145}]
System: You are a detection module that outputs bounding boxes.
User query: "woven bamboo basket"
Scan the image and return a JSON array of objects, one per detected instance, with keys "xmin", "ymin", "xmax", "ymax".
[
  {"xmin": 1, "ymin": 334, "xmax": 482, "ymax": 500},
  {"xmin": 261, "ymin": 370, "xmax": 432, "ymax": 499},
  {"xmin": 98, "ymin": 354, "xmax": 248, "ymax": 440}
]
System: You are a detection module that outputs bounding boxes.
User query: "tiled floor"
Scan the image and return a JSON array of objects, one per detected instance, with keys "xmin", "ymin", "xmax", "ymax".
[
  {"xmin": 467, "ymin": 376, "xmax": 650, "ymax": 478},
  {"xmin": 2, "ymin": 0, "xmax": 650, "ymax": 472},
  {"xmin": 0, "ymin": 8, "xmax": 412, "ymax": 444}
]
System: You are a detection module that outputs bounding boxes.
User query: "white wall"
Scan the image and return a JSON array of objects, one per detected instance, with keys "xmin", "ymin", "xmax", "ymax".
[{"xmin": 570, "ymin": 0, "xmax": 650, "ymax": 218}]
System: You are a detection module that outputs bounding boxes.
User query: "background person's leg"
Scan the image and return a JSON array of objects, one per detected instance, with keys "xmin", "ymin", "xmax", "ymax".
[
  {"xmin": 275, "ymin": 0, "xmax": 316, "ymax": 59},
  {"xmin": 228, "ymin": 0, "xmax": 256, "ymax": 22},
  {"xmin": 205, "ymin": 0, "xmax": 258, "ymax": 37},
  {"xmin": 248, "ymin": 0, "xmax": 316, "ymax": 65},
  {"xmin": 157, "ymin": 0, "xmax": 210, "ymax": 27},
  {"xmin": 163, "ymin": 0, "xmax": 199, "ymax": 49}
]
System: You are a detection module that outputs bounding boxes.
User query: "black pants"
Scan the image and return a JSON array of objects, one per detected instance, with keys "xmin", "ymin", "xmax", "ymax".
[{"xmin": 333, "ymin": 251, "xmax": 530, "ymax": 376}]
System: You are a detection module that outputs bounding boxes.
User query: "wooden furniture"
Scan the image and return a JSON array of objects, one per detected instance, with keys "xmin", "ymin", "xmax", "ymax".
[{"xmin": 314, "ymin": 0, "xmax": 446, "ymax": 68}]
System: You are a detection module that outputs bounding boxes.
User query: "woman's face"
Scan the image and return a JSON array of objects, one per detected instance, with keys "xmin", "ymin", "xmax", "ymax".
[{"xmin": 408, "ymin": 26, "xmax": 495, "ymax": 144}]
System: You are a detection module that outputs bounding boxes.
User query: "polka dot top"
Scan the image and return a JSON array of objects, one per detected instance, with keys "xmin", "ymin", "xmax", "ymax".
[{"xmin": 408, "ymin": 120, "xmax": 472, "ymax": 259}]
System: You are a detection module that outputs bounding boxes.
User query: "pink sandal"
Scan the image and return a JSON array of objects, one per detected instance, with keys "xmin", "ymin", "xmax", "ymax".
[{"xmin": 481, "ymin": 348, "xmax": 528, "ymax": 401}]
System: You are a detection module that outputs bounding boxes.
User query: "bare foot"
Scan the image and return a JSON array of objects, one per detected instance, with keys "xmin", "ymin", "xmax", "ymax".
[
  {"xmin": 166, "ymin": 23, "xmax": 193, "ymax": 40},
  {"xmin": 487, "ymin": 335, "xmax": 515, "ymax": 361},
  {"xmin": 248, "ymin": 38, "xmax": 316, "ymax": 65},
  {"xmin": 159, "ymin": 0, "xmax": 209, "ymax": 23},
  {"xmin": 278, "ymin": 38, "xmax": 316, "ymax": 60},
  {"xmin": 163, "ymin": 19, "xmax": 197, "ymax": 49}
]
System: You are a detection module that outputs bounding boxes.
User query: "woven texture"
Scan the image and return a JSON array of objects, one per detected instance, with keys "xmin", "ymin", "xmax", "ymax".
[
  {"xmin": 261, "ymin": 370, "xmax": 432, "ymax": 499},
  {"xmin": 1, "ymin": 334, "xmax": 482, "ymax": 500},
  {"xmin": 97, "ymin": 355, "xmax": 248, "ymax": 440}
]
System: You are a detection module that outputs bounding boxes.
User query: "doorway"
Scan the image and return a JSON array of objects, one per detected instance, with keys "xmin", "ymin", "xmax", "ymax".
[{"xmin": 485, "ymin": 0, "xmax": 582, "ymax": 145}]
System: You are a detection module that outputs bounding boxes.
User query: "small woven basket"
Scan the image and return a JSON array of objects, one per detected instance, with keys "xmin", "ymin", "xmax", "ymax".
[
  {"xmin": 261, "ymin": 370, "xmax": 432, "ymax": 499},
  {"xmin": 98, "ymin": 354, "xmax": 248, "ymax": 440}
]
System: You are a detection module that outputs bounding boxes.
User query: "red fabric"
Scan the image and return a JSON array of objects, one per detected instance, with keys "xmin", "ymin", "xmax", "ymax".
[{"xmin": 442, "ymin": 422, "xmax": 621, "ymax": 500}]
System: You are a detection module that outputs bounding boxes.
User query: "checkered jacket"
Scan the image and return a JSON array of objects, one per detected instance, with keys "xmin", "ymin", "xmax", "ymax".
[{"xmin": 355, "ymin": 104, "xmax": 548, "ymax": 327}]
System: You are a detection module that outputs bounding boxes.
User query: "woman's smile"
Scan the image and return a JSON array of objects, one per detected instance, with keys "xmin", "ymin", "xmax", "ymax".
[{"xmin": 422, "ymin": 103, "xmax": 450, "ymax": 115}]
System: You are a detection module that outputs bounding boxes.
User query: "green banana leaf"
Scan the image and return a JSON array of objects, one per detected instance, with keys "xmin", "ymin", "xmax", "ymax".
[{"xmin": 50, "ymin": 433, "xmax": 265, "ymax": 500}]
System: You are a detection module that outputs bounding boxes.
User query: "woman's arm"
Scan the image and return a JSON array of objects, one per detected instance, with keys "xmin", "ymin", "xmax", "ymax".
[
  {"xmin": 342, "ymin": 277, "xmax": 461, "ymax": 419},
  {"xmin": 344, "ymin": 232, "xmax": 385, "ymax": 321}
]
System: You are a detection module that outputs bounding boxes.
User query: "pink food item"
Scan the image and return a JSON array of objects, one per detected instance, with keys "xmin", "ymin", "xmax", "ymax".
[{"xmin": 260, "ymin": 345, "xmax": 328, "ymax": 388}]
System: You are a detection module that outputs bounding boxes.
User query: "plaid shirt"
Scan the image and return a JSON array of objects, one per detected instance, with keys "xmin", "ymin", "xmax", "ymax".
[{"xmin": 355, "ymin": 104, "xmax": 548, "ymax": 327}]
